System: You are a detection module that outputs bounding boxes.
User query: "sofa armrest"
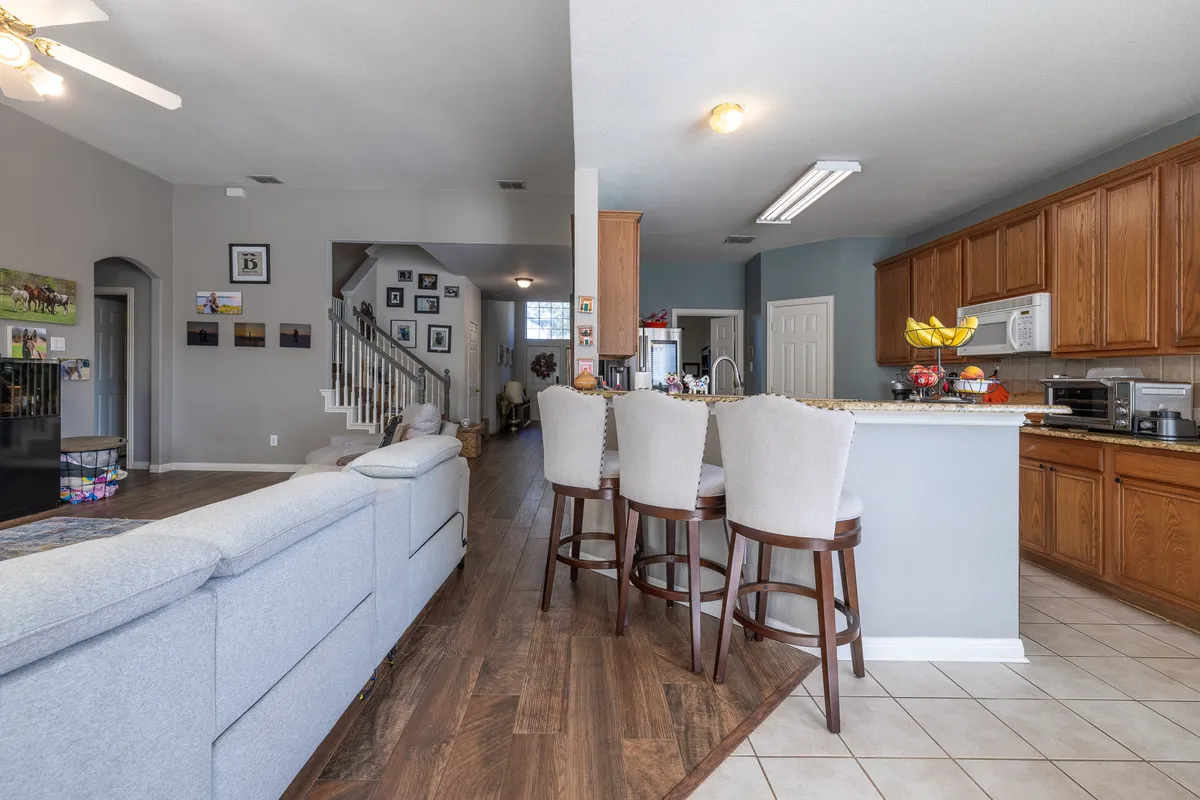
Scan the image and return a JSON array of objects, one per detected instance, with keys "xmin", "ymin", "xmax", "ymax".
[
  {"xmin": 439, "ymin": 421, "xmax": 460, "ymax": 436},
  {"xmin": 345, "ymin": 436, "xmax": 462, "ymax": 479}
]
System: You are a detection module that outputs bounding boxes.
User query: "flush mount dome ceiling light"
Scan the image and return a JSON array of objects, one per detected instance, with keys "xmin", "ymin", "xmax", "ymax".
[
  {"xmin": 0, "ymin": 0, "xmax": 181, "ymax": 107},
  {"xmin": 515, "ymin": 278, "xmax": 533, "ymax": 289},
  {"xmin": 709, "ymin": 102, "xmax": 743, "ymax": 134},
  {"xmin": 756, "ymin": 161, "xmax": 862, "ymax": 224}
]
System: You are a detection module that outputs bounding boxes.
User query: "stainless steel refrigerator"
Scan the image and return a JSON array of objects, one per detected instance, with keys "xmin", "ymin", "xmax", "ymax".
[{"xmin": 636, "ymin": 327, "xmax": 683, "ymax": 391}]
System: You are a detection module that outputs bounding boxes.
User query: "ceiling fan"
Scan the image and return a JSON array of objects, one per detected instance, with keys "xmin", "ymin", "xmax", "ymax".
[{"xmin": 0, "ymin": 0, "xmax": 180, "ymax": 109}]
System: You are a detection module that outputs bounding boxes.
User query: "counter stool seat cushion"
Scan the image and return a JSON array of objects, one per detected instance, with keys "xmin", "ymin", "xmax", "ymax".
[
  {"xmin": 838, "ymin": 489, "xmax": 863, "ymax": 521},
  {"xmin": 601, "ymin": 450, "xmax": 620, "ymax": 480},
  {"xmin": 698, "ymin": 463, "xmax": 725, "ymax": 497}
]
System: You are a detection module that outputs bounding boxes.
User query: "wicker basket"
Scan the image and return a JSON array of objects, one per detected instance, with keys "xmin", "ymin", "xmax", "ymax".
[{"xmin": 455, "ymin": 423, "xmax": 483, "ymax": 458}]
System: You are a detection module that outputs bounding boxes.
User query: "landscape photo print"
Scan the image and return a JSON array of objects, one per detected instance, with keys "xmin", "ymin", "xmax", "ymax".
[{"xmin": 1, "ymin": 269, "xmax": 78, "ymax": 325}]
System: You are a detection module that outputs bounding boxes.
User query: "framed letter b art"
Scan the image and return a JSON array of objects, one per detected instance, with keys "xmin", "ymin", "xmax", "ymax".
[{"xmin": 229, "ymin": 244, "xmax": 270, "ymax": 284}]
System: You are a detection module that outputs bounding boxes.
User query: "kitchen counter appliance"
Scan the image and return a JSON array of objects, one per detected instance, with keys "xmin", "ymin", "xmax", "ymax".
[
  {"xmin": 957, "ymin": 292, "xmax": 1051, "ymax": 356},
  {"xmin": 1134, "ymin": 409, "xmax": 1200, "ymax": 441},
  {"xmin": 1042, "ymin": 367, "xmax": 1193, "ymax": 433}
]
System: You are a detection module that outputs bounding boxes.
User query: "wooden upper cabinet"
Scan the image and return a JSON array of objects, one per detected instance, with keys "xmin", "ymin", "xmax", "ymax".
[
  {"xmin": 596, "ymin": 211, "xmax": 642, "ymax": 359},
  {"xmin": 1002, "ymin": 212, "xmax": 1046, "ymax": 295},
  {"xmin": 1100, "ymin": 169, "xmax": 1158, "ymax": 350},
  {"xmin": 964, "ymin": 227, "xmax": 1003, "ymax": 305},
  {"xmin": 1172, "ymin": 151, "xmax": 1200, "ymax": 347},
  {"xmin": 875, "ymin": 258, "xmax": 912, "ymax": 365},
  {"xmin": 1051, "ymin": 190, "xmax": 1102, "ymax": 352},
  {"xmin": 910, "ymin": 242, "xmax": 964, "ymax": 361}
]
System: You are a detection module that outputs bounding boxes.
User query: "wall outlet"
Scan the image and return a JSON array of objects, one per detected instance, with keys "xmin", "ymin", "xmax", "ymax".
[
  {"xmin": 269, "ymin": 435, "xmax": 278, "ymax": 446},
  {"xmin": 50, "ymin": 337, "xmax": 66, "ymax": 352}
]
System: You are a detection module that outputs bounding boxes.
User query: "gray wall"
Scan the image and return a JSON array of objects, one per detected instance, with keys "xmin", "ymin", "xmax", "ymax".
[
  {"xmin": 749, "ymin": 237, "xmax": 905, "ymax": 400},
  {"xmin": 170, "ymin": 185, "xmax": 566, "ymax": 466},
  {"xmin": 481, "ymin": 300, "xmax": 515, "ymax": 434},
  {"xmin": 639, "ymin": 261, "xmax": 745, "ymax": 317},
  {"xmin": 0, "ymin": 105, "xmax": 174, "ymax": 463},
  {"xmin": 93, "ymin": 258, "xmax": 153, "ymax": 466},
  {"xmin": 744, "ymin": 255, "xmax": 763, "ymax": 394},
  {"xmin": 905, "ymin": 110, "xmax": 1200, "ymax": 250}
]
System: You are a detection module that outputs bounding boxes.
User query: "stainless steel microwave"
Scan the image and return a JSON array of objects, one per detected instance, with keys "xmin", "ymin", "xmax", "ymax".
[{"xmin": 1042, "ymin": 369, "xmax": 1194, "ymax": 432}]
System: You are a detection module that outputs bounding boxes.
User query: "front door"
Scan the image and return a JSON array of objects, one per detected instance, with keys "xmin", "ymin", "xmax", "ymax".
[
  {"xmin": 709, "ymin": 315, "xmax": 737, "ymax": 394},
  {"xmin": 94, "ymin": 295, "xmax": 128, "ymax": 445},
  {"xmin": 527, "ymin": 342, "xmax": 566, "ymax": 420},
  {"xmin": 768, "ymin": 297, "xmax": 833, "ymax": 398}
]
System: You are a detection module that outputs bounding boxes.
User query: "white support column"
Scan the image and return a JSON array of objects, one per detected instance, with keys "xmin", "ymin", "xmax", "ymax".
[{"xmin": 573, "ymin": 168, "xmax": 599, "ymax": 377}]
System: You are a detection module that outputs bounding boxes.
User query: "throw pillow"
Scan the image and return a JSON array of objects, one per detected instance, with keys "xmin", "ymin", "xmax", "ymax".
[
  {"xmin": 345, "ymin": 436, "xmax": 463, "ymax": 479},
  {"xmin": 401, "ymin": 403, "xmax": 442, "ymax": 439},
  {"xmin": 378, "ymin": 417, "xmax": 409, "ymax": 448}
]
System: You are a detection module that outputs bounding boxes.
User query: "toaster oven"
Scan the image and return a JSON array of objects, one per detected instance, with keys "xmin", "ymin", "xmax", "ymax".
[{"xmin": 1042, "ymin": 368, "xmax": 1193, "ymax": 433}]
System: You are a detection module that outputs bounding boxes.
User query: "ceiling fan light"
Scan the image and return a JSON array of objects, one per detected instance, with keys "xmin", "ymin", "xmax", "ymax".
[
  {"xmin": 0, "ymin": 31, "xmax": 31, "ymax": 68},
  {"xmin": 21, "ymin": 61, "xmax": 63, "ymax": 96},
  {"xmin": 709, "ymin": 103, "xmax": 744, "ymax": 134},
  {"xmin": 515, "ymin": 278, "xmax": 533, "ymax": 289}
]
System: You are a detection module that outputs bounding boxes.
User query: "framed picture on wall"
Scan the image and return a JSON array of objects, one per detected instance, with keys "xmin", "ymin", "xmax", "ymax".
[
  {"xmin": 386, "ymin": 287, "xmax": 404, "ymax": 308},
  {"xmin": 390, "ymin": 319, "xmax": 416, "ymax": 347},
  {"xmin": 234, "ymin": 322, "xmax": 266, "ymax": 347},
  {"xmin": 186, "ymin": 322, "xmax": 218, "ymax": 346},
  {"xmin": 279, "ymin": 323, "xmax": 311, "ymax": 348},
  {"xmin": 427, "ymin": 324, "xmax": 452, "ymax": 354},
  {"xmin": 444, "ymin": 285, "xmax": 459, "ymax": 298},
  {"xmin": 229, "ymin": 244, "xmax": 270, "ymax": 284},
  {"xmin": 497, "ymin": 343, "xmax": 504, "ymax": 364},
  {"xmin": 397, "ymin": 270, "xmax": 413, "ymax": 282},
  {"xmin": 418, "ymin": 273, "xmax": 438, "ymax": 290},
  {"xmin": 414, "ymin": 295, "xmax": 440, "ymax": 314}
]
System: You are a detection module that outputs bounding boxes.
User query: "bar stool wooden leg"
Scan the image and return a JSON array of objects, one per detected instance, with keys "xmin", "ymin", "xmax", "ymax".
[
  {"xmin": 664, "ymin": 520, "xmax": 677, "ymax": 607},
  {"xmin": 839, "ymin": 547, "xmax": 866, "ymax": 678},
  {"xmin": 569, "ymin": 498, "xmax": 585, "ymax": 581},
  {"xmin": 686, "ymin": 520, "xmax": 703, "ymax": 673},
  {"xmin": 540, "ymin": 492, "xmax": 567, "ymax": 612},
  {"xmin": 615, "ymin": 507, "xmax": 640, "ymax": 636},
  {"xmin": 814, "ymin": 550, "xmax": 841, "ymax": 733},
  {"xmin": 713, "ymin": 531, "xmax": 746, "ymax": 684},
  {"xmin": 754, "ymin": 542, "xmax": 773, "ymax": 642}
]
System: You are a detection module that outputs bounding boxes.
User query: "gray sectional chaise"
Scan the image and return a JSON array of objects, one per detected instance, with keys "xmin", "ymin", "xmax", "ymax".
[{"xmin": 0, "ymin": 434, "xmax": 469, "ymax": 800}]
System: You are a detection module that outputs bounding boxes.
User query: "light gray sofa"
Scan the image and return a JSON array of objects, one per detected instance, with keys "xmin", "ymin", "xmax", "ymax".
[
  {"xmin": 0, "ymin": 435, "xmax": 468, "ymax": 800},
  {"xmin": 303, "ymin": 403, "xmax": 460, "ymax": 470}
]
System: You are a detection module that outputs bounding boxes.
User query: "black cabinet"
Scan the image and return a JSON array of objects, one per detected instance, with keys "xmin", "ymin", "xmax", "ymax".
[{"xmin": 1, "ymin": 359, "xmax": 61, "ymax": 521}]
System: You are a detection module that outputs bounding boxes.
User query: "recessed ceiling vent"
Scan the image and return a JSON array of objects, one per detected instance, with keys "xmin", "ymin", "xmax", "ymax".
[
  {"xmin": 723, "ymin": 234, "xmax": 757, "ymax": 244},
  {"xmin": 247, "ymin": 175, "xmax": 284, "ymax": 184},
  {"xmin": 496, "ymin": 179, "xmax": 527, "ymax": 191}
]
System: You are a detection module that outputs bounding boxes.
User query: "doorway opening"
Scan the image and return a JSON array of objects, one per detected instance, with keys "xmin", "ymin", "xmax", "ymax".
[
  {"xmin": 766, "ymin": 295, "xmax": 835, "ymax": 398},
  {"xmin": 93, "ymin": 291, "xmax": 131, "ymax": 466},
  {"xmin": 669, "ymin": 308, "xmax": 744, "ymax": 394}
]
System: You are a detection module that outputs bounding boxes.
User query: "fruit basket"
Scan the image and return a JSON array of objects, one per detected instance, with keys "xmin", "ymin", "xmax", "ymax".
[
  {"xmin": 952, "ymin": 378, "xmax": 997, "ymax": 395},
  {"xmin": 903, "ymin": 316, "xmax": 978, "ymax": 350}
]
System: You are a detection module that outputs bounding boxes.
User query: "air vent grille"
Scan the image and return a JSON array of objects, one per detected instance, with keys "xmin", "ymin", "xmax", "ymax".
[
  {"xmin": 496, "ymin": 179, "xmax": 527, "ymax": 191},
  {"xmin": 723, "ymin": 234, "xmax": 757, "ymax": 244},
  {"xmin": 247, "ymin": 175, "xmax": 283, "ymax": 185}
]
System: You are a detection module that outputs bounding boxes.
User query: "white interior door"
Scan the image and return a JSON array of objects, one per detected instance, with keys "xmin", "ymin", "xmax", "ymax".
[
  {"xmin": 768, "ymin": 297, "xmax": 833, "ymax": 398},
  {"xmin": 94, "ymin": 296, "xmax": 127, "ymax": 439},
  {"xmin": 709, "ymin": 315, "xmax": 736, "ymax": 394},
  {"xmin": 468, "ymin": 319, "xmax": 480, "ymax": 424},
  {"xmin": 527, "ymin": 342, "xmax": 565, "ymax": 420}
]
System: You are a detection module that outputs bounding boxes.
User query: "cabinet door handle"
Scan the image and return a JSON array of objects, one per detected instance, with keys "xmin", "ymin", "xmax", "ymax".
[
  {"xmin": 1038, "ymin": 463, "xmax": 1045, "ymax": 470},
  {"xmin": 1048, "ymin": 466, "xmax": 1056, "ymax": 472},
  {"xmin": 1115, "ymin": 477, "xmax": 1123, "ymax": 484}
]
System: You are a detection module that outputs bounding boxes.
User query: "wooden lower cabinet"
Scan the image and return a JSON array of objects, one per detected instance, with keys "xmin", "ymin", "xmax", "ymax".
[
  {"xmin": 1020, "ymin": 433, "xmax": 1200, "ymax": 627},
  {"xmin": 1048, "ymin": 465, "xmax": 1103, "ymax": 575}
]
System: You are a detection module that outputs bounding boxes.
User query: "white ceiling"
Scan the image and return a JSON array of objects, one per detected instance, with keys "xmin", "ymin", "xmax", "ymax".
[
  {"xmin": 3, "ymin": 0, "xmax": 575, "ymax": 193},
  {"xmin": 419, "ymin": 243, "xmax": 573, "ymax": 301},
  {"xmin": 570, "ymin": 0, "xmax": 1200, "ymax": 263}
]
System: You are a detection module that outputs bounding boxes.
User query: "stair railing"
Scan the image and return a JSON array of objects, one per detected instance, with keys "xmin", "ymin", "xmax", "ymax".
[
  {"xmin": 350, "ymin": 306, "xmax": 451, "ymax": 418},
  {"xmin": 327, "ymin": 308, "xmax": 424, "ymax": 430}
]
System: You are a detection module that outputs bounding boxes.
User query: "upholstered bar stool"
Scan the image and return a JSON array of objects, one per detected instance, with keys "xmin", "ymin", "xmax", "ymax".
[
  {"xmin": 613, "ymin": 390, "xmax": 727, "ymax": 674},
  {"xmin": 537, "ymin": 385, "xmax": 625, "ymax": 612},
  {"xmin": 711, "ymin": 395, "xmax": 864, "ymax": 734}
]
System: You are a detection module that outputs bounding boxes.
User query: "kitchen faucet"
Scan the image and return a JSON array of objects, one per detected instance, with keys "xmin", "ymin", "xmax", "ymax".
[{"xmin": 710, "ymin": 355, "xmax": 744, "ymax": 395}]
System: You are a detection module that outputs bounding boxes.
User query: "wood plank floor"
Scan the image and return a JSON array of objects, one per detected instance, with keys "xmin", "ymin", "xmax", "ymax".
[
  {"xmin": 302, "ymin": 427, "xmax": 818, "ymax": 800},
  {"xmin": 0, "ymin": 469, "xmax": 289, "ymax": 529}
]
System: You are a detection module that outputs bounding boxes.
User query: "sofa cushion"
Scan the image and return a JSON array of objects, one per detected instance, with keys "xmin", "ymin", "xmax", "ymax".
[
  {"xmin": 346, "ymin": 436, "xmax": 462, "ymax": 479},
  {"xmin": 131, "ymin": 472, "xmax": 374, "ymax": 577},
  {"xmin": 0, "ymin": 533, "xmax": 220, "ymax": 675},
  {"xmin": 305, "ymin": 442, "xmax": 374, "ymax": 465},
  {"xmin": 401, "ymin": 403, "xmax": 443, "ymax": 439}
]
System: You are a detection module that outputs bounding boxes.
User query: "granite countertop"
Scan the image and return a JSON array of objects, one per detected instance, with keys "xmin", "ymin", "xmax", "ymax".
[
  {"xmin": 580, "ymin": 390, "xmax": 1066, "ymax": 414},
  {"xmin": 1021, "ymin": 425, "xmax": 1200, "ymax": 454}
]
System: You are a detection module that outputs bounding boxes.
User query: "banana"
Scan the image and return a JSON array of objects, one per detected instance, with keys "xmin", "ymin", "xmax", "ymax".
[
  {"xmin": 962, "ymin": 315, "xmax": 979, "ymax": 330},
  {"xmin": 928, "ymin": 316, "xmax": 951, "ymax": 346},
  {"xmin": 912, "ymin": 322, "xmax": 936, "ymax": 348},
  {"xmin": 951, "ymin": 328, "xmax": 971, "ymax": 347}
]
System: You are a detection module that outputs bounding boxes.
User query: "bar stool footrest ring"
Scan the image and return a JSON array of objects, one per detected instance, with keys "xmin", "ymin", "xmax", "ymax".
[{"xmin": 732, "ymin": 581, "xmax": 861, "ymax": 648}]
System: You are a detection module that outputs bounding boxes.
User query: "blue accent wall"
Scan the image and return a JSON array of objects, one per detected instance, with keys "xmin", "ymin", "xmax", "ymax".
[
  {"xmin": 904, "ymin": 110, "xmax": 1200, "ymax": 250},
  {"xmin": 639, "ymin": 261, "xmax": 745, "ymax": 317},
  {"xmin": 749, "ymin": 237, "xmax": 904, "ymax": 400}
]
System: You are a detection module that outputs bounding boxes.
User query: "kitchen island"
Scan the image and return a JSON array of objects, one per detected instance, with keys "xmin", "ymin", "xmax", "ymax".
[{"xmin": 580, "ymin": 392, "xmax": 1066, "ymax": 662}]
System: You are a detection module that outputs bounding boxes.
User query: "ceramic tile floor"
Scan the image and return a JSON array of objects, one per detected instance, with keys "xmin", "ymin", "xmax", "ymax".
[{"xmin": 693, "ymin": 560, "xmax": 1200, "ymax": 799}]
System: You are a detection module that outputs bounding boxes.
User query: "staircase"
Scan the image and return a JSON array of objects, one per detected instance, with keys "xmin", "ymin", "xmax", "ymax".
[{"xmin": 320, "ymin": 298, "xmax": 451, "ymax": 432}]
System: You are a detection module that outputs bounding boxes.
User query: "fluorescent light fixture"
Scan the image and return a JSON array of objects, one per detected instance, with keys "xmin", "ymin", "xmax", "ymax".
[
  {"xmin": 756, "ymin": 161, "xmax": 861, "ymax": 224},
  {"xmin": 515, "ymin": 278, "xmax": 533, "ymax": 289}
]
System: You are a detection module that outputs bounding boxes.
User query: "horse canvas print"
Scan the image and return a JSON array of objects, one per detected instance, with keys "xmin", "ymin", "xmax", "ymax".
[{"xmin": 0, "ymin": 269, "xmax": 77, "ymax": 325}]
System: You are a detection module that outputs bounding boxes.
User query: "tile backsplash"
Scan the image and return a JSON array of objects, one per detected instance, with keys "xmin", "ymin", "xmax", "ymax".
[{"xmin": 964, "ymin": 354, "xmax": 1200, "ymax": 417}]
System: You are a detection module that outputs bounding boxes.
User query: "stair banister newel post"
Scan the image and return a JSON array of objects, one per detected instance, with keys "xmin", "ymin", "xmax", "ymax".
[{"xmin": 443, "ymin": 370, "xmax": 451, "ymax": 421}]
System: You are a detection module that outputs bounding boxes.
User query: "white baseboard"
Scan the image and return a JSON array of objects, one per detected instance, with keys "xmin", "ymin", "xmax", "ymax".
[
  {"xmin": 579, "ymin": 553, "xmax": 1027, "ymax": 663},
  {"xmin": 150, "ymin": 462, "xmax": 302, "ymax": 474},
  {"xmin": 129, "ymin": 461, "xmax": 151, "ymax": 470}
]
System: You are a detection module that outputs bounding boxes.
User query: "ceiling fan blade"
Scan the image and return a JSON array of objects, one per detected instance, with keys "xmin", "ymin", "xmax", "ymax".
[
  {"xmin": 40, "ymin": 40, "xmax": 180, "ymax": 109},
  {"xmin": 3, "ymin": 0, "xmax": 109, "ymax": 28},
  {"xmin": 0, "ymin": 65, "xmax": 43, "ymax": 101}
]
